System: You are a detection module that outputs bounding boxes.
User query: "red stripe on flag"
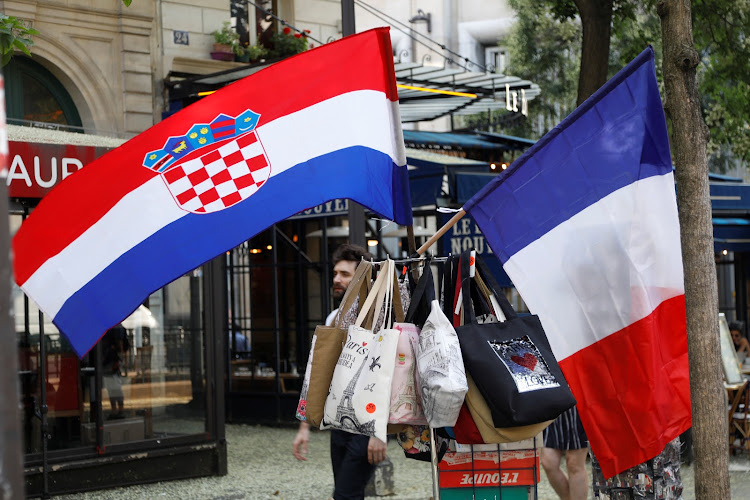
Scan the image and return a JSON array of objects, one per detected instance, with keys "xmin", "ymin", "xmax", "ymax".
[
  {"xmin": 13, "ymin": 28, "xmax": 397, "ymax": 286},
  {"xmin": 210, "ymin": 120, "xmax": 233, "ymax": 130},
  {"xmin": 560, "ymin": 294, "xmax": 691, "ymax": 478},
  {"xmin": 211, "ymin": 128, "xmax": 234, "ymax": 139}
]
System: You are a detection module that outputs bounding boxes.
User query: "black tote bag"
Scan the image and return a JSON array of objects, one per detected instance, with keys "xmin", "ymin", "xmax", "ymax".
[{"xmin": 454, "ymin": 249, "xmax": 576, "ymax": 428}]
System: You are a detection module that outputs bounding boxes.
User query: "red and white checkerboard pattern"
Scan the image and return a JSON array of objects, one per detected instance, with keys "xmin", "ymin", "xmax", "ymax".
[{"xmin": 161, "ymin": 131, "xmax": 270, "ymax": 214}]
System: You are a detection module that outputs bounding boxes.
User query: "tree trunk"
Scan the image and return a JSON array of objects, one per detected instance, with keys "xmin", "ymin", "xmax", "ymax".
[
  {"xmin": 658, "ymin": 1, "xmax": 729, "ymax": 498},
  {"xmin": 573, "ymin": 0, "xmax": 613, "ymax": 105}
]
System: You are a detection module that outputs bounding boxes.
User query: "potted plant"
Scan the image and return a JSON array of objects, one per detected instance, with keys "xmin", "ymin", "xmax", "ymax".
[
  {"xmin": 234, "ymin": 41, "xmax": 268, "ymax": 63},
  {"xmin": 234, "ymin": 44, "xmax": 249, "ymax": 63},
  {"xmin": 212, "ymin": 21, "xmax": 239, "ymax": 61},
  {"xmin": 268, "ymin": 26, "xmax": 310, "ymax": 59},
  {"xmin": 245, "ymin": 43, "xmax": 269, "ymax": 63}
]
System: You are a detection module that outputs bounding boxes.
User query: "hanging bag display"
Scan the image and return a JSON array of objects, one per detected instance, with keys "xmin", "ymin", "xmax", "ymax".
[
  {"xmin": 389, "ymin": 258, "xmax": 429, "ymax": 426},
  {"xmin": 449, "ymin": 254, "xmax": 553, "ymax": 443},
  {"xmin": 414, "ymin": 261, "xmax": 468, "ymax": 428},
  {"xmin": 395, "ymin": 424, "xmax": 450, "ymax": 463},
  {"xmin": 321, "ymin": 259, "xmax": 400, "ymax": 443},
  {"xmin": 455, "ymin": 250, "xmax": 576, "ymax": 428},
  {"xmin": 297, "ymin": 260, "xmax": 372, "ymax": 426},
  {"xmin": 447, "ymin": 254, "xmax": 492, "ymax": 445}
]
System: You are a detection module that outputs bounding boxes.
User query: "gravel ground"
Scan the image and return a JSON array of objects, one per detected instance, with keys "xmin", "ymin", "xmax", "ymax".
[{"xmin": 52, "ymin": 423, "xmax": 750, "ymax": 500}]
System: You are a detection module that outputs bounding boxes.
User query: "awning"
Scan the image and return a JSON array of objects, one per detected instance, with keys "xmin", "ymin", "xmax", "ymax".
[
  {"xmin": 710, "ymin": 182, "xmax": 750, "ymax": 212},
  {"xmin": 403, "ymin": 130, "xmax": 507, "ymax": 151},
  {"xmin": 166, "ymin": 57, "xmax": 540, "ymax": 124},
  {"xmin": 394, "ymin": 60, "xmax": 541, "ymax": 123},
  {"xmin": 714, "ymin": 218, "xmax": 750, "ymax": 252},
  {"xmin": 405, "ymin": 148, "xmax": 488, "ymax": 208}
]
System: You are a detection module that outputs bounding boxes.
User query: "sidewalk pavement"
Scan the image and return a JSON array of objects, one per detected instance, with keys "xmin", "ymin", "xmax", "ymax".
[{"xmin": 53, "ymin": 423, "xmax": 750, "ymax": 499}]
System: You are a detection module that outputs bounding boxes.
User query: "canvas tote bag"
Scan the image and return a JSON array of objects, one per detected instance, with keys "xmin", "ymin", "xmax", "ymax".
[
  {"xmin": 455, "ymin": 250, "xmax": 576, "ymax": 428},
  {"xmin": 298, "ymin": 260, "xmax": 372, "ymax": 427},
  {"xmin": 448, "ymin": 254, "xmax": 553, "ymax": 443},
  {"xmin": 321, "ymin": 259, "xmax": 400, "ymax": 443},
  {"xmin": 389, "ymin": 258, "xmax": 428, "ymax": 426},
  {"xmin": 414, "ymin": 262, "xmax": 468, "ymax": 428}
]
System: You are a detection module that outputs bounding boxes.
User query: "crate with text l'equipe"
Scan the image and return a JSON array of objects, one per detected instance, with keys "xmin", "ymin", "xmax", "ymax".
[{"xmin": 437, "ymin": 437, "xmax": 541, "ymax": 500}]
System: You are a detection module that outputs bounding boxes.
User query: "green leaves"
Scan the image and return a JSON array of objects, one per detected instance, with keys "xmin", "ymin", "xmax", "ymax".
[
  {"xmin": 122, "ymin": 0, "xmax": 133, "ymax": 6},
  {"xmin": 0, "ymin": 15, "xmax": 39, "ymax": 67}
]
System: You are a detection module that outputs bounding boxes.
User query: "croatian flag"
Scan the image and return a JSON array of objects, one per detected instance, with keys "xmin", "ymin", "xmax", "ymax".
[
  {"xmin": 13, "ymin": 28, "xmax": 411, "ymax": 357},
  {"xmin": 464, "ymin": 47, "xmax": 690, "ymax": 478}
]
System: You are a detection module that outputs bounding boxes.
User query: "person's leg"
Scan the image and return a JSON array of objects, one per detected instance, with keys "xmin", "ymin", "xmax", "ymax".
[
  {"xmin": 332, "ymin": 433, "xmax": 376, "ymax": 500},
  {"xmin": 329, "ymin": 430, "xmax": 348, "ymax": 489},
  {"xmin": 565, "ymin": 448, "xmax": 589, "ymax": 500},
  {"xmin": 541, "ymin": 447, "xmax": 570, "ymax": 500}
]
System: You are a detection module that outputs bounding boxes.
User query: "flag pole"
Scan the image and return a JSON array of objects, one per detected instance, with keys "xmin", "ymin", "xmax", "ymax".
[{"xmin": 416, "ymin": 208, "xmax": 466, "ymax": 255}]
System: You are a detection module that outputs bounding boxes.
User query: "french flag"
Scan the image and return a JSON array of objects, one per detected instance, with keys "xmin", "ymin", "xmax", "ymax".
[
  {"xmin": 463, "ymin": 47, "xmax": 690, "ymax": 478},
  {"xmin": 13, "ymin": 27, "xmax": 411, "ymax": 357}
]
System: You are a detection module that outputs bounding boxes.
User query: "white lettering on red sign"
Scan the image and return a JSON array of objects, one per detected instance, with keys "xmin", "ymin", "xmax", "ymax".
[{"xmin": 7, "ymin": 155, "xmax": 83, "ymax": 188}]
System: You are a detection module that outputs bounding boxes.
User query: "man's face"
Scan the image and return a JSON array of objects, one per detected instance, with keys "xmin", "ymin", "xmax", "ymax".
[{"xmin": 332, "ymin": 260, "xmax": 358, "ymax": 300}]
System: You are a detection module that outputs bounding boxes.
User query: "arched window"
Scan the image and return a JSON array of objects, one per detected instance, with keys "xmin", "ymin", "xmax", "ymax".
[{"xmin": 4, "ymin": 56, "xmax": 82, "ymax": 131}]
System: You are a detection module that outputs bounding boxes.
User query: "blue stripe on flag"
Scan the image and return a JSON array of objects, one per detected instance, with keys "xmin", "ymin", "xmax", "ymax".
[
  {"xmin": 464, "ymin": 47, "xmax": 672, "ymax": 263},
  {"xmin": 52, "ymin": 146, "xmax": 410, "ymax": 356}
]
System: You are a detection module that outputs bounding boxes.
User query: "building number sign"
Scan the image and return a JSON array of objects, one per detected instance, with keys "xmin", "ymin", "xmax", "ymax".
[{"xmin": 174, "ymin": 30, "xmax": 189, "ymax": 46}]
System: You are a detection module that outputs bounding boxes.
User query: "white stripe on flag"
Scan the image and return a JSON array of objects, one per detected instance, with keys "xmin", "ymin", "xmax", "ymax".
[
  {"xmin": 22, "ymin": 177, "xmax": 184, "ymax": 318},
  {"xmin": 503, "ymin": 173, "xmax": 684, "ymax": 361},
  {"xmin": 22, "ymin": 89, "xmax": 402, "ymax": 318},
  {"xmin": 258, "ymin": 91, "xmax": 405, "ymax": 172}
]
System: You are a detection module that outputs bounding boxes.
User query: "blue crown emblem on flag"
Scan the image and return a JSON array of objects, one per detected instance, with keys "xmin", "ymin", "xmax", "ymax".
[{"xmin": 143, "ymin": 110, "xmax": 261, "ymax": 172}]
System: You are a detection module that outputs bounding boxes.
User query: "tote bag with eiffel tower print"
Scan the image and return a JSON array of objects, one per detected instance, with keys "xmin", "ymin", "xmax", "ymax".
[
  {"xmin": 321, "ymin": 260, "xmax": 400, "ymax": 443},
  {"xmin": 388, "ymin": 322, "xmax": 427, "ymax": 425}
]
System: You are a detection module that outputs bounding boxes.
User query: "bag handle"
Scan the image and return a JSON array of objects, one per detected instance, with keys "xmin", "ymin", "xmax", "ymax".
[
  {"xmin": 355, "ymin": 258, "xmax": 391, "ymax": 329},
  {"xmin": 405, "ymin": 257, "xmax": 435, "ymax": 323},
  {"xmin": 391, "ymin": 260, "xmax": 405, "ymax": 324},
  {"xmin": 385, "ymin": 260, "xmax": 398, "ymax": 328},
  {"xmin": 444, "ymin": 255, "xmax": 459, "ymax": 320},
  {"xmin": 375, "ymin": 259, "xmax": 394, "ymax": 330},
  {"xmin": 473, "ymin": 271, "xmax": 506, "ymax": 321},
  {"xmin": 333, "ymin": 260, "xmax": 372, "ymax": 327},
  {"xmin": 460, "ymin": 250, "xmax": 517, "ymax": 325},
  {"xmin": 473, "ymin": 254, "xmax": 517, "ymax": 321}
]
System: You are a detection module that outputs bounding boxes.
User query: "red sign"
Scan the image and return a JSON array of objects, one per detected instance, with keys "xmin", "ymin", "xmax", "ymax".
[
  {"xmin": 7, "ymin": 141, "xmax": 113, "ymax": 198},
  {"xmin": 438, "ymin": 450, "xmax": 540, "ymax": 488}
]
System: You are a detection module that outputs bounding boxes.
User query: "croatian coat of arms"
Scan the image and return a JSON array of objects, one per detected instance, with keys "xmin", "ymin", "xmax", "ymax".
[{"xmin": 142, "ymin": 110, "xmax": 269, "ymax": 214}]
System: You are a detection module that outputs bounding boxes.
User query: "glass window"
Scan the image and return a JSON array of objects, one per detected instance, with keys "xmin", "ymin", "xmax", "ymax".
[
  {"xmin": 22, "ymin": 72, "xmax": 69, "ymax": 125},
  {"xmin": 5, "ymin": 57, "xmax": 82, "ymax": 130},
  {"xmin": 94, "ymin": 271, "xmax": 207, "ymax": 440}
]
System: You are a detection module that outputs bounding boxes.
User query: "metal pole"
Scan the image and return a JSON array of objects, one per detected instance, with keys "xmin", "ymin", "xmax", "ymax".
[
  {"xmin": 272, "ymin": 227, "xmax": 281, "ymax": 421},
  {"xmin": 429, "ymin": 426, "xmax": 440, "ymax": 500},
  {"xmin": 0, "ymin": 73, "xmax": 25, "ymax": 499},
  {"xmin": 341, "ymin": 0, "xmax": 366, "ymax": 247},
  {"xmin": 38, "ymin": 311, "xmax": 49, "ymax": 499}
]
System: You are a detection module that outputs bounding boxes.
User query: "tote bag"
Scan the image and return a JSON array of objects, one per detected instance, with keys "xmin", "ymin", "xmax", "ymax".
[
  {"xmin": 414, "ymin": 263, "xmax": 468, "ymax": 428},
  {"xmin": 321, "ymin": 259, "xmax": 400, "ymax": 443},
  {"xmin": 298, "ymin": 260, "xmax": 372, "ymax": 427},
  {"xmin": 389, "ymin": 258, "xmax": 430, "ymax": 425},
  {"xmin": 388, "ymin": 321, "xmax": 427, "ymax": 424},
  {"xmin": 455, "ymin": 250, "xmax": 576, "ymax": 428},
  {"xmin": 448, "ymin": 255, "xmax": 553, "ymax": 443}
]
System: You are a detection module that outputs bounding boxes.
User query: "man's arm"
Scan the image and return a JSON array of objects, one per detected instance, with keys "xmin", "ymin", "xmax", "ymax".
[{"xmin": 292, "ymin": 422, "xmax": 310, "ymax": 461}]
